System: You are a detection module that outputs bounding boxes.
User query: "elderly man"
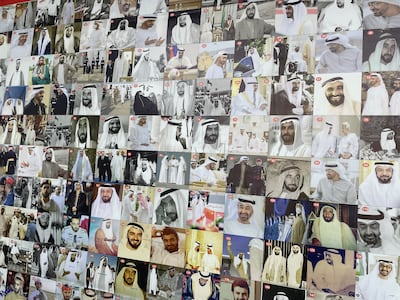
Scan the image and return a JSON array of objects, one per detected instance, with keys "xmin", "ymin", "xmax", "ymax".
[
  {"xmin": 110, "ymin": 0, "xmax": 135, "ymax": 18},
  {"xmin": 267, "ymin": 162, "xmax": 308, "ymax": 200},
  {"xmin": 227, "ymin": 156, "xmax": 253, "ymax": 194},
  {"xmin": 171, "ymin": 13, "xmax": 200, "ymax": 45},
  {"xmin": 315, "ymin": 77, "xmax": 360, "ymax": 115},
  {"xmin": 58, "ymin": 250, "xmax": 85, "ymax": 284},
  {"xmin": 98, "ymin": 116, "xmax": 127, "ymax": 149},
  {"xmin": 359, "ymin": 161, "xmax": 400, "ymax": 207},
  {"xmin": 107, "ymin": 19, "xmax": 135, "ymax": 49},
  {"xmin": 94, "ymin": 219, "xmax": 118, "ymax": 256},
  {"xmin": 278, "ymin": 0, "xmax": 314, "ymax": 36},
  {"xmin": 41, "ymin": 148, "xmax": 68, "ymax": 179},
  {"xmin": 52, "ymin": 55, "xmax": 76, "ymax": 85},
  {"xmin": 311, "ymin": 249, "xmax": 355, "ymax": 294},
  {"xmin": 235, "ymin": 2, "xmax": 274, "ymax": 39},
  {"xmin": 312, "ymin": 122, "xmax": 337, "ymax": 158},
  {"xmin": 24, "ymin": 86, "xmax": 47, "ymax": 115},
  {"xmin": 310, "ymin": 205, "xmax": 356, "ymax": 250},
  {"xmin": 164, "ymin": 80, "xmax": 193, "ymax": 119},
  {"xmin": 261, "ymin": 246, "xmax": 287, "ymax": 285},
  {"xmin": 33, "ymin": 28, "xmax": 52, "ymax": 56},
  {"xmin": 318, "ymin": 0, "xmax": 362, "ymax": 32},
  {"xmin": 154, "ymin": 189, "xmax": 186, "ymax": 228},
  {"xmin": 270, "ymin": 117, "xmax": 310, "ymax": 157},
  {"xmin": 357, "ymin": 208, "xmax": 400, "ymax": 255},
  {"xmin": 316, "ymin": 34, "xmax": 362, "ymax": 73},
  {"xmin": 311, "ymin": 162, "xmax": 357, "ymax": 204},
  {"xmin": 192, "ymin": 119, "xmax": 226, "ymax": 153},
  {"xmin": 338, "ymin": 122, "xmax": 359, "ymax": 159},
  {"xmin": 224, "ymin": 197, "xmax": 263, "ymax": 238},
  {"xmin": 158, "ymin": 266, "xmax": 182, "ymax": 298},
  {"xmin": 205, "ymin": 51, "xmax": 228, "ymax": 79},
  {"xmin": 8, "ymin": 59, "xmax": 25, "ymax": 87},
  {"xmin": 357, "ymin": 259, "xmax": 400, "ymax": 299},
  {"xmin": 114, "ymin": 262, "xmax": 144, "ymax": 299},
  {"xmin": 363, "ymin": 32, "xmax": 400, "ymax": 71},
  {"xmin": 61, "ymin": 216, "xmax": 88, "ymax": 249},
  {"xmin": 132, "ymin": 48, "xmax": 161, "ymax": 81},
  {"xmin": 93, "ymin": 256, "xmax": 114, "ymax": 293},
  {"xmin": 71, "ymin": 149, "xmax": 93, "ymax": 182},
  {"xmin": 363, "ymin": 0, "xmax": 400, "ymax": 29},
  {"xmin": 362, "ymin": 73, "xmax": 390, "ymax": 115},
  {"xmin": 118, "ymin": 222, "xmax": 150, "ymax": 261},
  {"xmin": 73, "ymin": 117, "xmax": 97, "ymax": 148},
  {"xmin": 191, "ymin": 156, "xmax": 218, "ymax": 186},
  {"xmin": 91, "ymin": 186, "xmax": 121, "ymax": 220},
  {"xmin": 390, "ymin": 78, "xmax": 400, "ymax": 114},
  {"xmin": 151, "ymin": 227, "xmax": 185, "ymax": 268},
  {"xmin": 129, "ymin": 117, "xmax": 153, "ymax": 150},
  {"xmin": 55, "ymin": 25, "xmax": 80, "ymax": 54}
]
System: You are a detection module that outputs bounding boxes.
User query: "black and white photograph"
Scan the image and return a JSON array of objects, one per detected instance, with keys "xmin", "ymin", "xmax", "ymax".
[
  {"xmin": 129, "ymin": 80, "xmax": 163, "ymax": 115},
  {"xmin": 51, "ymin": 53, "xmax": 79, "ymax": 85},
  {"xmin": 197, "ymin": 40, "xmax": 235, "ymax": 79},
  {"xmin": 132, "ymin": 47, "xmax": 166, "ymax": 82},
  {"xmin": 158, "ymin": 117, "xmax": 192, "ymax": 152},
  {"xmin": 156, "ymin": 151, "xmax": 190, "ymax": 187},
  {"xmin": 82, "ymin": 0, "xmax": 111, "ymax": 21},
  {"xmin": 95, "ymin": 149, "xmax": 126, "ymax": 183},
  {"xmin": 268, "ymin": 116, "xmax": 313, "ymax": 158},
  {"xmin": 161, "ymin": 80, "xmax": 195, "ymax": 117},
  {"xmin": 3, "ymin": 237, "xmax": 34, "ymax": 274},
  {"xmin": 164, "ymin": 45, "xmax": 198, "ymax": 81},
  {"xmin": 105, "ymin": 49, "xmax": 134, "ymax": 84},
  {"xmin": 85, "ymin": 253, "xmax": 118, "ymax": 293},
  {"xmin": 54, "ymin": 23, "xmax": 81, "ymax": 54},
  {"xmin": 28, "ymin": 275, "xmax": 57, "ymax": 299},
  {"xmin": 40, "ymin": 147, "xmax": 69, "ymax": 179},
  {"xmin": 102, "ymin": 83, "xmax": 133, "ymax": 115},
  {"xmin": 124, "ymin": 150, "xmax": 158, "ymax": 186},
  {"xmin": 34, "ymin": 0, "xmax": 60, "ymax": 27},
  {"xmin": 97, "ymin": 115, "xmax": 128, "ymax": 149},
  {"xmin": 310, "ymin": 158, "xmax": 359, "ymax": 205},
  {"xmin": 167, "ymin": 9, "xmax": 201, "ymax": 45},
  {"xmin": 79, "ymin": 20, "xmax": 108, "ymax": 51},
  {"xmin": 317, "ymin": 0, "xmax": 362, "ymax": 33},
  {"xmin": 315, "ymin": 30, "xmax": 363, "ymax": 74},
  {"xmin": 106, "ymin": 17, "xmax": 136, "ymax": 50},
  {"xmin": 262, "ymin": 283, "xmax": 306, "ymax": 300},
  {"xmin": 270, "ymin": 74, "xmax": 314, "ymax": 115},
  {"xmin": 56, "ymin": 247, "xmax": 88, "ymax": 286},
  {"xmin": 135, "ymin": 13, "xmax": 168, "ymax": 49},
  {"xmin": 45, "ymin": 115, "xmax": 72, "ymax": 147},
  {"xmin": 194, "ymin": 78, "xmax": 231, "ymax": 116},
  {"xmin": 71, "ymin": 83, "xmax": 103, "ymax": 115},
  {"xmin": 76, "ymin": 50, "xmax": 107, "ymax": 82},
  {"xmin": 64, "ymin": 181, "xmax": 91, "ymax": 217},
  {"xmin": 70, "ymin": 115, "xmax": 99, "ymax": 149},
  {"xmin": 192, "ymin": 116, "xmax": 229, "ymax": 154},
  {"xmin": 153, "ymin": 188, "xmax": 188, "ymax": 229},
  {"xmin": 109, "ymin": 0, "xmax": 138, "ymax": 19}
]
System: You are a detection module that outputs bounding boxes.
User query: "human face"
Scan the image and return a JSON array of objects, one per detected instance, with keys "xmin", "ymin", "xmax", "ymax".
[
  {"xmin": 14, "ymin": 279, "xmax": 23, "ymax": 293},
  {"xmin": 325, "ymin": 81, "xmax": 345, "ymax": 106},
  {"xmin": 119, "ymin": 20, "xmax": 126, "ymax": 30},
  {"xmin": 286, "ymin": 5, "xmax": 293, "ymax": 18},
  {"xmin": 217, "ymin": 55, "xmax": 228, "ymax": 66},
  {"xmin": 291, "ymin": 80, "xmax": 300, "ymax": 92},
  {"xmin": 368, "ymin": 1, "xmax": 390, "ymax": 16},
  {"xmin": 78, "ymin": 119, "xmax": 88, "ymax": 143},
  {"xmin": 326, "ymin": 169, "xmax": 339, "ymax": 181},
  {"xmin": 45, "ymin": 150, "xmax": 52, "ymax": 161},
  {"xmin": 283, "ymin": 169, "xmax": 301, "ymax": 192},
  {"xmin": 246, "ymin": 4, "xmax": 256, "ymax": 19},
  {"xmin": 369, "ymin": 75, "xmax": 380, "ymax": 87},
  {"xmin": 101, "ymin": 187, "xmax": 113, "ymax": 203},
  {"xmin": 177, "ymin": 82, "xmax": 186, "ymax": 96},
  {"xmin": 7, "ymin": 121, "xmax": 14, "ymax": 132},
  {"xmin": 16, "ymin": 60, "xmax": 20, "ymax": 70},
  {"xmin": 127, "ymin": 226, "xmax": 142, "ymax": 249},
  {"xmin": 82, "ymin": 89, "xmax": 92, "ymax": 107},
  {"xmin": 281, "ymin": 121, "xmax": 295, "ymax": 145},
  {"xmin": 394, "ymin": 80, "xmax": 400, "ymax": 91},
  {"xmin": 105, "ymin": 221, "xmax": 111, "ymax": 229},
  {"xmin": 35, "ymin": 91, "xmax": 45, "ymax": 102},
  {"xmin": 323, "ymin": 207, "xmax": 334, "ymax": 222},
  {"xmin": 178, "ymin": 15, "xmax": 187, "ymax": 27},
  {"xmin": 233, "ymin": 286, "xmax": 249, "ymax": 300},
  {"xmin": 375, "ymin": 165, "xmax": 393, "ymax": 184},
  {"xmin": 358, "ymin": 221, "xmax": 381, "ymax": 245},
  {"xmin": 108, "ymin": 118, "xmax": 121, "ymax": 134},
  {"xmin": 18, "ymin": 34, "xmax": 27, "ymax": 45},
  {"xmin": 178, "ymin": 50, "xmax": 184, "ymax": 58},
  {"xmin": 65, "ymin": 26, "xmax": 73, "ymax": 38},
  {"xmin": 119, "ymin": 0, "xmax": 131, "ymax": 13},
  {"xmin": 378, "ymin": 261, "xmax": 392, "ymax": 278},
  {"xmin": 55, "ymin": 187, "xmax": 61, "ymax": 195},
  {"xmin": 38, "ymin": 57, "xmax": 45, "ymax": 65},
  {"xmin": 162, "ymin": 233, "xmax": 179, "ymax": 253},
  {"xmin": 168, "ymin": 269, "xmax": 175, "ymax": 277},
  {"xmin": 328, "ymin": 43, "xmax": 344, "ymax": 53},
  {"xmin": 60, "ymin": 56, "xmax": 65, "ymax": 63},
  {"xmin": 161, "ymin": 196, "xmax": 178, "ymax": 224},
  {"xmin": 123, "ymin": 267, "xmax": 136, "ymax": 285},
  {"xmin": 71, "ymin": 218, "xmax": 80, "ymax": 232},
  {"xmin": 35, "ymin": 280, "xmax": 42, "ymax": 290},
  {"xmin": 237, "ymin": 203, "xmax": 253, "ymax": 224},
  {"xmin": 336, "ymin": 0, "xmax": 344, "ymax": 8},
  {"xmin": 70, "ymin": 252, "xmax": 77, "ymax": 262},
  {"xmin": 205, "ymin": 124, "xmax": 219, "ymax": 144},
  {"xmin": 41, "ymin": 184, "xmax": 51, "ymax": 198},
  {"xmin": 381, "ymin": 39, "xmax": 396, "ymax": 64},
  {"xmin": 62, "ymin": 289, "xmax": 71, "ymax": 300}
]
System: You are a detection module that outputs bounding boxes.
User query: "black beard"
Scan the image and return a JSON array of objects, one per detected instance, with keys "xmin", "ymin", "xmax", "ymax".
[{"xmin": 327, "ymin": 95, "xmax": 345, "ymax": 107}]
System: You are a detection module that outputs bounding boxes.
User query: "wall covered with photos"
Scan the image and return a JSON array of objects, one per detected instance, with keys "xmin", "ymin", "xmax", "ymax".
[{"xmin": 0, "ymin": 0, "xmax": 399, "ymax": 299}]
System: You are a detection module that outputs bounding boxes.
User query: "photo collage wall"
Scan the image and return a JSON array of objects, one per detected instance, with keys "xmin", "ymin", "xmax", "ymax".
[{"xmin": 0, "ymin": 0, "xmax": 399, "ymax": 299}]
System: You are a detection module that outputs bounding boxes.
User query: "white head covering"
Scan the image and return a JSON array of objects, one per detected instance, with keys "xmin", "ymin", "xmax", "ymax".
[
  {"xmin": 380, "ymin": 128, "xmax": 396, "ymax": 151},
  {"xmin": 367, "ymin": 0, "xmax": 400, "ymax": 5},
  {"xmin": 273, "ymin": 292, "xmax": 288, "ymax": 300},
  {"xmin": 75, "ymin": 117, "xmax": 92, "ymax": 146},
  {"xmin": 366, "ymin": 33, "xmax": 400, "ymax": 71},
  {"xmin": 357, "ymin": 207, "xmax": 394, "ymax": 246},
  {"xmin": 91, "ymin": 0, "xmax": 104, "ymax": 18},
  {"xmin": 171, "ymin": 13, "xmax": 194, "ymax": 44},
  {"xmin": 315, "ymin": 76, "xmax": 357, "ymax": 115},
  {"xmin": 324, "ymin": 161, "xmax": 347, "ymax": 180},
  {"xmin": 1, "ymin": 118, "xmax": 19, "ymax": 144},
  {"xmin": 239, "ymin": 2, "xmax": 261, "ymax": 21},
  {"xmin": 91, "ymin": 186, "xmax": 122, "ymax": 220},
  {"xmin": 280, "ymin": 0, "xmax": 308, "ymax": 35},
  {"xmin": 79, "ymin": 85, "xmax": 100, "ymax": 115},
  {"xmin": 63, "ymin": 25, "xmax": 76, "ymax": 53},
  {"xmin": 271, "ymin": 117, "xmax": 304, "ymax": 156},
  {"xmin": 153, "ymin": 189, "xmax": 186, "ymax": 228},
  {"xmin": 115, "ymin": 262, "xmax": 141, "ymax": 295},
  {"xmin": 212, "ymin": 51, "xmax": 227, "ymax": 65},
  {"xmin": 71, "ymin": 149, "xmax": 93, "ymax": 181},
  {"xmin": 37, "ymin": 28, "xmax": 51, "ymax": 55},
  {"xmin": 43, "ymin": 147, "xmax": 56, "ymax": 163},
  {"xmin": 98, "ymin": 116, "xmax": 127, "ymax": 149},
  {"xmin": 269, "ymin": 161, "xmax": 306, "ymax": 199},
  {"xmin": 193, "ymin": 119, "xmax": 223, "ymax": 152},
  {"xmin": 325, "ymin": 34, "xmax": 355, "ymax": 49},
  {"xmin": 317, "ymin": 205, "xmax": 344, "ymax": 247}
]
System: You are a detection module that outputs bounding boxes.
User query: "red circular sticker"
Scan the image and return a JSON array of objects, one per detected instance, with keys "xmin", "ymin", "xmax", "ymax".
[
  {"xmin": 130, "ymin": 116, "xmax": 135, "ymax": 121},
  {"xmin": 356, "ymin": 252, "xmax": 363, "ymax": 259},
  {"xmin": 316, "ymin": 117, "xmax": 323, "ymax": 122},
  {"xmin": 157, "ymin": 188, "xmax": 162, "ymax": 193},
  {"xmin": 362, "ymin": 162, "xmax": 369, "ymax": 167},
  {"xmin": 237, "ymin": 41, "xmax": 242, "ymax": 46},
  {"xmin": 232, "ymin": 117, "xmax": 238, "ymax": 122},
  {"xmin": 321, "ymin": 33, "xmax": 327, "ymax": 38},
  {"xmin": 201, "ymin": 44, "xmax": 207, "ymax": 48},
  {"xmin": 226, "ymin": 236, "xmax": 231, "ymax": 241},
  {"xmin": 138, "ymin": 48, "xmax": 142, "ymax": 53},
  {"xmin": 134, "ymin": 84, "xmax": 138, "ymax": 88},
  {"xmin": 229, "ymin": 156, "xmax": 234, "ymax": 160},
  {"xmin": 362, "ymin": 117, "xmax": 369, "ymax": 123},
  {"xmin": 264, "ymin": 79, "xmax": 269, "ymax": 84},
  {"xmin": 316, "ymin": 76, "xmax": 321, "ymax": 81},
  {"xmin": 309, "ymin": 292, "xmax": 315, "ymax": 298},
  {"xmin": 273, "ymin": 117, "xmax": 279, "ymax": 122},
  {"xmin": 270, "ymin": 198, "xmax": 276, "ymax": 203},
  {"xmin": 165, "ymin": 82, "xmax": 170, "ymax": 87},
  {"xmin": 197, "ymin": 117, "xmax": 202, "ymax": 122},
  {"xmin": 309, "ymin": 247, "xmax": 316, "ymax": 253},
  {"xmin": 313, "ymin": 202, "xmax": 320, "ymax": 207},
  {"xmin": 314, "ymin": 160, "xmax": 320, "ymax": 165},
  {"xmin": 362, "ymin": 206, "xmax": 369, "ymax": 212},
  {"xmin": 265, "ymin": 242, "xmax": 272, "ymax": 246},
  {"xmin": 367, "ymin": 30, "xmax": 374, "ymax": 36},
  {"xmin": 264, "ymin": 284, "xmax": 270, "ymax": 290},
  {"xmin": 228, "ymin": 194, "xmax": 233, "ymax": 199},
  {"xmin": 193, "ymin": 155, "xmax": 198, "ymax": 159},
  {"xmin": 170, "ymin": 13, "xmax": 175, "ymax": 17}
]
